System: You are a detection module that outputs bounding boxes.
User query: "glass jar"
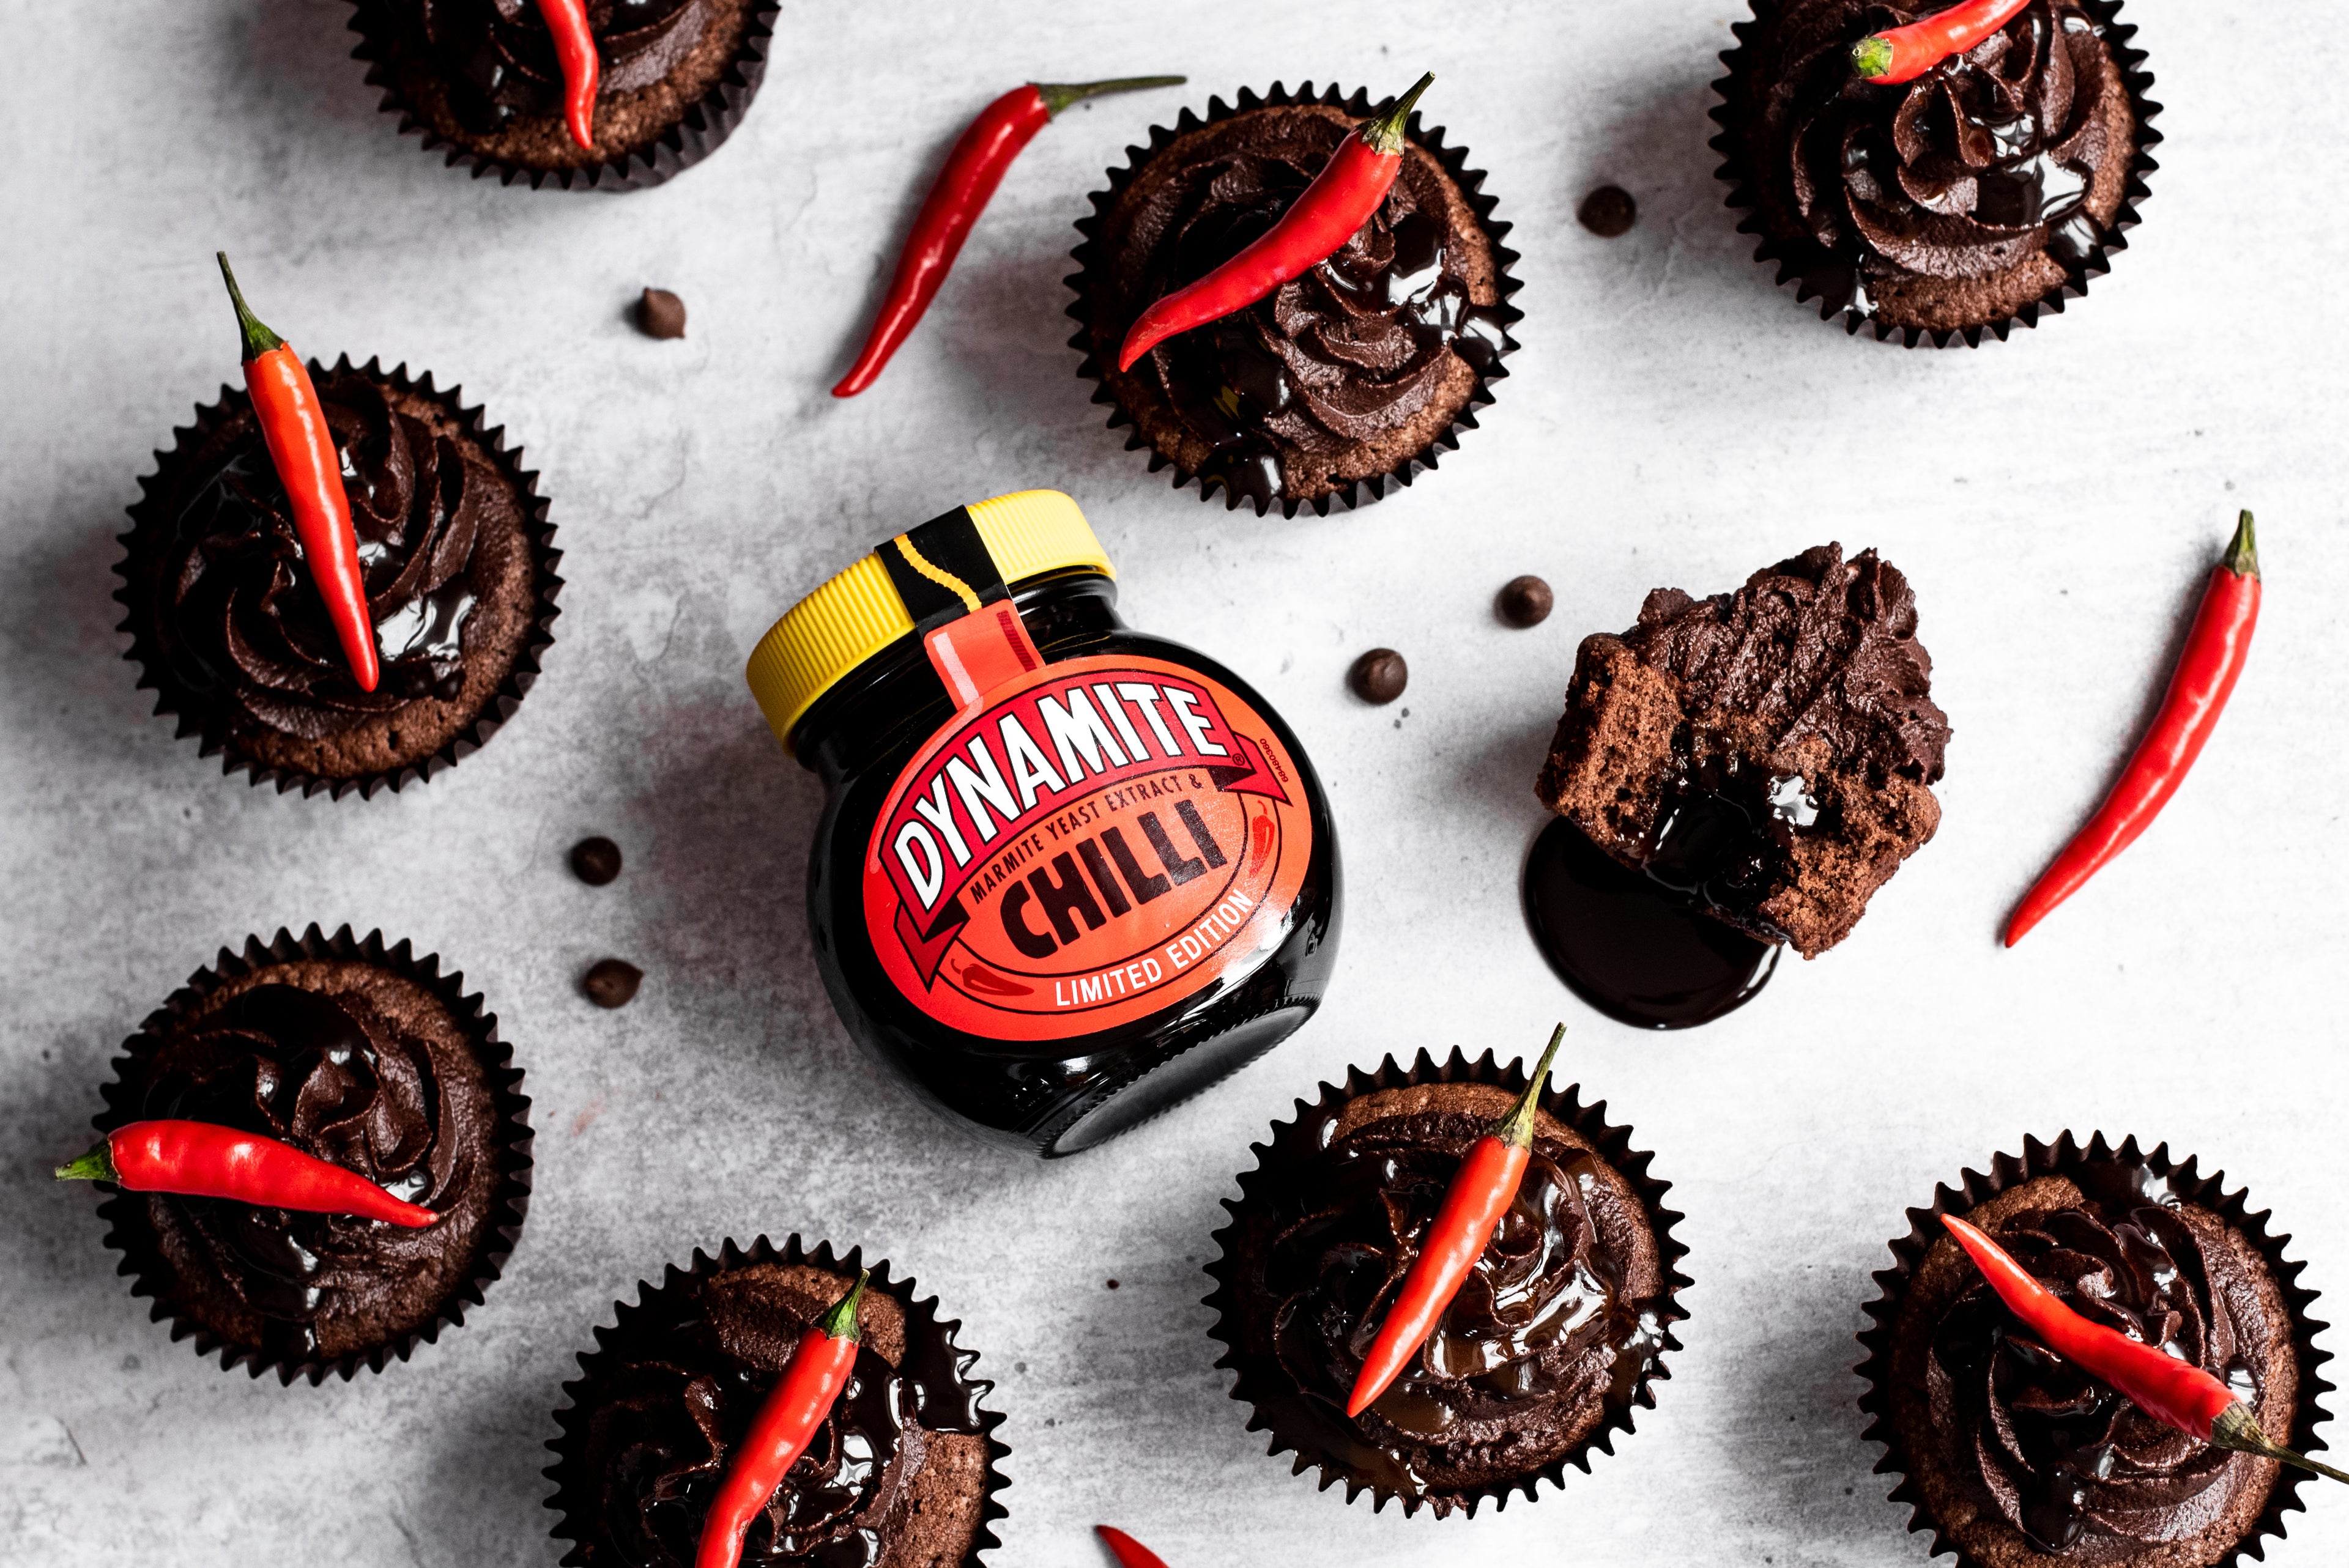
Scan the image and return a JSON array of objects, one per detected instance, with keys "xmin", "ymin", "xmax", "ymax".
[{"xmin": 746, "ymin": 490, "xmax": 1341, "ymax": 1156}]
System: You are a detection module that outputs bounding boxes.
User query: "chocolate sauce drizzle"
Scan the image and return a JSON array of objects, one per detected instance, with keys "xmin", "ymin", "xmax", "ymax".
[
  {"xmin": 1250, "ymin": 1103, "xmax": 1663, "ymax": 1500},
  {"xmin": 420, "ymin": 0, "xmax": 713, "ymax": 133},
  {"xmin": 153, "ymin": 369, "xmax": 492, "ymax": 740},
  {"xmin": 576, "ymin": 1267, "xmax": 987, "ymax": 1568},
  {"xmin": 1930, "ymin": 1166, "xmax": 2276, "ymax": 1555},
  {"xmin": 1126, "ymin": 115, "xmax": 1508, "ymax": 509},
  {"xmin": 132, "ymin": 982, "xmax": 470, "ymax": 1362},
  {"xmin": 1761, "ymin": 0, "xmax": 2127, "ymax": 314}
]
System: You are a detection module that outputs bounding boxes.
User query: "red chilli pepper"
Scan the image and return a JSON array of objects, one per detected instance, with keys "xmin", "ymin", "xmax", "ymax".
[
  {"xmin": 54, "ymin": 1119, "xmax": 436, "ymax": 1227},
  {"xmin": 2004, "ymin": 513, "xmax": 2261, "ymax": 946},
  {"xmin": 1345, "ymin": 1023, "xmax": 1566, "ymax": 1418},
  {"xmin": 1942, "ymin": 1215, "xmax": 2348, "ymax": 1482},
  {"xmin": 1116, "ymin": 72, "xmax": 1437, "ymax": 374},
  {"xmin": 695, "ymin": 1271, "xmax": 870, "ymax": 1568},
  {"xmin": 831, "ymin": 76, "xmax": 1184, "ymax": 398},
  {"xmin": 1094, "ymin": 1525, "xmax": 1171, "ymax": 1568},
  {"xmin": 216, "ymin": 254, "xmax": 380, "ymax": 692},
  {"xmin": 533, "ymin": 0, "xmax": 600, "ymax": 150},
  {"xmin": 1850, "ymin": 0, "xmax": 2032, "ymax": 85}
]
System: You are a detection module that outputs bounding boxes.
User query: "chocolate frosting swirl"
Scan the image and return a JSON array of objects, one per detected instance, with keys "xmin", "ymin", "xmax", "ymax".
[
  {"xmin": 131, "ymin": 982, "xmax": 473, "ymax": 1361},
  {"xmin": 1929, "ymin": 1172, "xmax": 2277, "ymax": 1556},
  {"xmin": 1627, "ymin": 543, "xmax": 1948, "ymax": 787},
  {"xmin": 1757, "ymin": 0, "xmax": 2125, "ymax": 305},
  {"xmin": 1117, "ymin": 108, "xmax": 1507, "ymax": 508},
  {"xmin": 155, "ymin": 370, "xmax": 490, "ymax": 740},
  {"xmin": 576, "ymin": 1267, "xmax": 988, "ymax": 1568},
  {"xmin": 420, "ymin": 0, "xmax": 712, "ymax": 130},
  {"xmin": 1256, "ymin": 1105, "xmax": 1661, "ymax": 1497}
]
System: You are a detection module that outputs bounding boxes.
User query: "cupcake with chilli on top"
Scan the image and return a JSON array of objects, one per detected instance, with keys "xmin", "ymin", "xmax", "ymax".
[
  {"xmin": 1860, "ymin": 1133, "xmax": 2332, "ymax": 1568},
  {"xmin": 1069, "ymin": 81, "xmax": 1520, "ymax": 517},
  {"xmin": 81, "ymin": 925, "xmax": 532, "ymax": 1384},
  {"xmin": 1206, "ymin": 1046, "xmax": 1685, "ymax": 1515},
  {"xmin": 347, "ymin": 0, "xmax": 780, "ymax": 190},
  {"xmin": 1710, "ymin": 0, "xmax": 2158, "ymax": 346},
  {"xmin": 118, "ymin": 263, "xmax": 559, "ymax": 799},
  {"xmin": 545, "ymin": 1235, "xmax": 1009, "ymax": 1567}
]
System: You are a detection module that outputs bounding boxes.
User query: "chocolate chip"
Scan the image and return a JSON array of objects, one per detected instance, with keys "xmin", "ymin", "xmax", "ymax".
[
  {"xmin": 570, "ymin": 835, "xmax": 623, "ymax": 886},
  {"xmin": 582, "ymin": 958, "xmax": 643, "ymax": 1009},
  {"xmin": 1577, "ymin": 185, "xmax": 1637, "ymax": 238},
  {"xmin": 1497, "ymin": 575, "xmax": 1554, "ymax": 628},
  {"xmin": 636, "ymin": 287, "xmax": 687, "ymax": 340},
  {"xmin": 1106, "ymin": 1279, "xmax": 1121, "ymax": 1290},
  {"xmin": 1349, "ymin": 648, "xmax": 1408, "ymax": 705}
]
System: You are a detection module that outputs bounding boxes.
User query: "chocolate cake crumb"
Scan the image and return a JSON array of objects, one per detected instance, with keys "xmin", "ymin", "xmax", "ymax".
[{"xmin": 1536, "ymin": 544, "xmax": 1948, "ymax": 957}]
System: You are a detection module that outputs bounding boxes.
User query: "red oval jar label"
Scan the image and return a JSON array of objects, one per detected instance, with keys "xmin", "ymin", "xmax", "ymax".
[{"xmin": 863, "ymin": 654, "xmax": 1313, "ymax": 1041}]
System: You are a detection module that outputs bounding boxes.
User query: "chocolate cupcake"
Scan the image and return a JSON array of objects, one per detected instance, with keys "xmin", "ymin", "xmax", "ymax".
[
  {"xmin": 89, "ymin": 925, "xmax": 532, "ymax": 1384},
  {"xmin": 1537, "ymin": 543, "xmax": 1948, "ymax": 959},
  {"xmin": 1206, "ymin": 1049, "xmax": 1686, "ymax": 1515},
  {"xmin": 347, "ymin": 0, "xmax": 780, "ymax": 190},
  {"xmin": 117, "ymin": 357, "xmax": 561, "ymax": 798},
  {"xmin": 546, "ymin": 1236, "xmax": 1009, "ymax": 1567},
  {"xmin": 1710, "ymin": 0, "xmax": 2159, "ymax": 346},
  {"xmin": 1859, "ymin": 1134, "xmax": 2331, "ymax": 1568},
  {"xmin": 1069, "ymin": 83, "xmax": 1520, "ymax": 517}
]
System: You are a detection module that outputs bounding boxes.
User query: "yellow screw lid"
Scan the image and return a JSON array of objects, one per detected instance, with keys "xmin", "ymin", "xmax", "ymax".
[{"xmin": 744, "ymin": 489, "xmax": 1117, "ymax": 755}]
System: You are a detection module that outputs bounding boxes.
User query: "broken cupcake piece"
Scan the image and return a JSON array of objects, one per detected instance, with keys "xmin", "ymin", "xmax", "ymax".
[{"xmin": 1535, "ymin": 543, "xmax": 1948, "ymax": 957}]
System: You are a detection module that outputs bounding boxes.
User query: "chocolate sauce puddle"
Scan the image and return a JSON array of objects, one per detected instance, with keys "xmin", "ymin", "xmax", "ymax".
[{"xmin": 1523, "ymin": 817, "xmax": 1777, "ymax": 1029}]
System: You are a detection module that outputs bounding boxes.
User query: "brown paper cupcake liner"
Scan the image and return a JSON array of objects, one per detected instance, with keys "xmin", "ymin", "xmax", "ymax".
[
  {"xmin": 1709, "ymin": 0, "xmax": 2160, "ymax": 348},
  {"xmin": 116, "ymin": 355, "xmax": 563, "ymax": 800},
  {"xmin": 344, "ymin": 0, "xmax": 780, "ymax": 191},
  {"xmin": 544, "ymin": 1233, "xmax": 1011, "ymax": 1567},
  {"xmin": 89, "ymin": 923, "xmax": 534, "ymax": 1386},
  {"xmin": 1855, "ymin": 1131, "xmax": 2333, "ymax": 1567},
  {"xmin": 1204, "ymin": 1046, "xmax": 1688, "ymax": 1517},
  {"xmin": 1066, "ymin": 82, "xmax": 1523, "ymax": 517}
]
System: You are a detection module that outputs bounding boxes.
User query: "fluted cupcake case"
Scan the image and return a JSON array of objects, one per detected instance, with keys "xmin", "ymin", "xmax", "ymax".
[
  {"xmin": 544, "ymin": 1234, "xmax": 1011, "ymax": 1567},
  {"xmin": 1067, "ymin": 82, "xmax": 1522, "ymax": 518},
  {"xmin": 1857, "ymin": 1132, "xmax": 2333, "ymax": 1568},
  {"xmin": 345, "ymin": 0, "xmax": 781, "ymax": 191},
  {"xmin": 1709, "ymin": 0, "xmax": 2161, "ymax": 348},
  {"xmin": 1205, "ymin": 1047, "xmax": 1688, "ymax": 1516},
  {"xmin": 117, "ymin": 357, "xmax": 563, "ymax": 800},
  {"xmin": 91, "ymin": 925, "xmax": 534, "ymax": 1386}
]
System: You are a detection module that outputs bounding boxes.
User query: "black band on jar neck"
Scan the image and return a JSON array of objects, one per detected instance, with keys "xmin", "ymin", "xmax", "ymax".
[{"xmin": 792, "ymin": 570, "xmax": 1124, "ymax": 784}]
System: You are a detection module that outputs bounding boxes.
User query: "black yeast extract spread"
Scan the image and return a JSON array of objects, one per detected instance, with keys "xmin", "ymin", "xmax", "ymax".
[{"xmin": 746, "ymin": 490, "xmax": 1340, "ymax": 1156}]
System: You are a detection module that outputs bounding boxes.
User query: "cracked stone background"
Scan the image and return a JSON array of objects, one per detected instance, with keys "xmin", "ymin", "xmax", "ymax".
[{"xmin": 4, "ymin": 2, "xmax": 2347, "ymax": 1564}]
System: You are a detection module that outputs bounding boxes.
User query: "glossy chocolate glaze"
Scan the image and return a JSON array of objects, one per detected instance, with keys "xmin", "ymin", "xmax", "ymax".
[
  {"xmin": 150, "ymin": 369, "xmax": 496, "ymax": 740},
  {"xmin": 1116, "ymin": 109, "xmax": 1508, "ymax": 509},
  {"xmin": 1930, "ymin": 1167, "xmax": 2279, "ymax": 1556},
  {"xmin": 419, "ymin": 0, "xmax": 713, "ymax": 131},
  {"xmin": 1238, "ymin": 1094, "xmax": 1664, "ymax": 1504},
  {"xmin": 1756, "ymin": 0, "xmax": 2129, "ymax": 312},
  {"xmin": 573, "ymin": 1266, "xmax": 988, "ymax": 1568},
  {"xmin": 128, "ymin": 980, "xmax": 487, "ymax": 1363},
  {"xmin": 1523, "ymin": 816, "xmax": 1776, "ymax": 1030}
]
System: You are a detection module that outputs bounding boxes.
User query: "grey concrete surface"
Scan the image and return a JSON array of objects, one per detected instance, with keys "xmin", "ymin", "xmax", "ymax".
[{"xmin": 5, "ymin": 2, "xmax": 2348, "ymax": 1564}]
